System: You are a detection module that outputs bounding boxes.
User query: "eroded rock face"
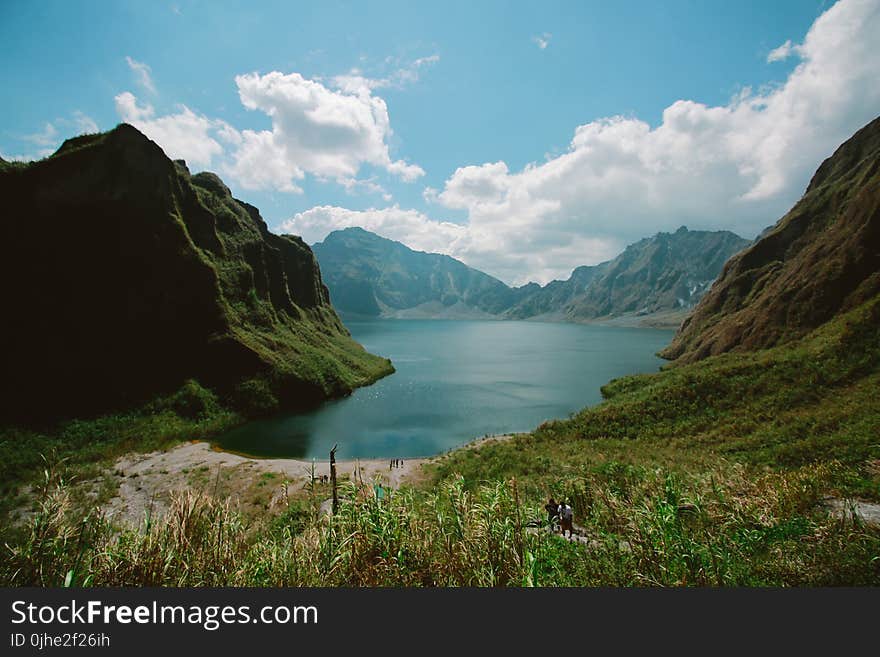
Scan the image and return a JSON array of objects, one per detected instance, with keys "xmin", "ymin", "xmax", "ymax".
[
  {"xmin": 661, "ymin": 115, "xmax": 880, "ymax": 363},
  {"xmin": 314, "ymin": 225, "xmax": 749, "ymax": 323},
  {"xmin": 0, "ymin": 124, "xmax": 390, "ymax": 421},
  {"xmin": 313, "ymin": 227, "xmax": 522, "ymax": 318},
  {"xmin": 504, "ymin": 227, "xmax": 750, "ymax": 321}
]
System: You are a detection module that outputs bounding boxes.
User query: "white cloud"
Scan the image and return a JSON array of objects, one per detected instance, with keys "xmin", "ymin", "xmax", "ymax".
[
  {"xmin": 225, "ymin": 71, "xmax": 424, "ymax": 192},
  {"xmin": 1, "ymin": 147, "xmax": 54, "ymax": 162},
  {"xmin": 125, "ymin": 56, "xmax": 157, "ymax": 94},
  {"xmin": 282, "ymin": 205, "xmax": 467, "ymax": 255},
  {"xmin": 104, "ymin": 57, "xmax": 426, "ymax": 198},
  {"xmin": 72, "ymin": 111, "xmax": 99, "ymax": 134},
  {"xmin": 767, "ymin": 39, "xmax": 796, "ymax": 62},
  {"xmin": 532, "ymin": 33, "xmax": 552, "ymax": 50},
  {"xmin": 7, "ymin": 112, "xmax": 100, "ymax": 161},
  {"xmin": 23, "ymin": 122, "xmax": 58, "ymax": 147},
  {"xmin": 92, "ymin": 0, "xmax": 879, "ymax": 287},
  {"xmin": 114, "ymin": 91, "xmax": 226, "ymax": 168},
  {"xmin": 338, "ymin": 177, "xmax": 393, "ymax": 201},
  {"xmin": 410, "ymin": 0, "xmax": 880, "ymax": 284},
  {"xmin": 283, "ymin": 0, "xmax": 880, "ymax": 285},
  {"xmin": 332, "ymin": 54, "xmax": 440, "ymax": 95}
]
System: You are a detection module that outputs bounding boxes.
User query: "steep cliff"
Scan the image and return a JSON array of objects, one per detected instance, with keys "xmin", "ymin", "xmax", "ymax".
[
  {"xmin": 313, "ymin": 227, "xmax": 522, "ymax": 318},
  {"xmin": 661, "ymin": 115, "xmax": 880, "ymax": 363},
  {"xmin": 506, "ymin": 228, "xmax": 749, "ymax": 321},
  {"xmin": 0, "ymin": 124, "xmax": 392, "ymax": 421}
]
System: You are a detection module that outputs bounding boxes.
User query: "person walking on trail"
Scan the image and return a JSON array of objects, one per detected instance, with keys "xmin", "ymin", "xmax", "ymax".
[
  {"xmin": 558, "ymin": 501, "xmax": 574, "ymax": 539},
  {"xmin": 545, "ymin": 497, "xmax": 559, "ymax": 531}
]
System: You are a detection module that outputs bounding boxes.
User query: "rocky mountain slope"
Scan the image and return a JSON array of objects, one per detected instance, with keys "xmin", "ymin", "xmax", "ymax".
[
  {"xmin": 0, "ymin": 124, "xmax": 392, "ymax": 421},
  {"xmin": 661, "ymin": 115, "xmax": 880, "ymax": 363},
  {"xmin": 314, "ymin": 226, "xmax": 748, "ymax": 324},
  {"xmin": 506, "ymin": 227, "xmax": 749, "ymax": 321},
  {"xmin": 312, "ymin": 227, "xmax": 523, "ymax": 318}
]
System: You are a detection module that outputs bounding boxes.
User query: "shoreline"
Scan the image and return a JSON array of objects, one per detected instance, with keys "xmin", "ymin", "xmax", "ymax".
[
  {"xmin": 100, "ymin": 433, "xmax": 523, "ymax": 527},
  {"xmin": 208, "ymin": 430, "xmax": 524, "ymax": 462},
  {"xmin": 342, "ymin": 312, "xmax": 685, "ymax": 330}
]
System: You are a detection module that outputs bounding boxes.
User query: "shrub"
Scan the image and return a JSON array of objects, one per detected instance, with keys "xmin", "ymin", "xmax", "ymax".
[{"xmin": 230, "ymin": 377, "xmax": 279, "ymax": 417}]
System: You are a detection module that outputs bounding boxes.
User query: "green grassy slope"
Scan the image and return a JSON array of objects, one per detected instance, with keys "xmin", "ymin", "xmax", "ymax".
[
  {"xmin": 0, "ymin": 124, "xmax": 392, "ymax": 423},
  {"xmin": 2, "ymin": 120, "xmax": 878, "ymax": 587},
  {"xmin": 662, "ymin": 115, "xmax": 880, "ymax": 362},
  {"xmin": 3, "ymin": 298, "xmax": 877, "ymax": 586}
]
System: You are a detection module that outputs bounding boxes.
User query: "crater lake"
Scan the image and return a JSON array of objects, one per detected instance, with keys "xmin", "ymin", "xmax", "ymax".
[{"xmin": 213, "ymin": 319, "xmax": 674, "ymax": 459}]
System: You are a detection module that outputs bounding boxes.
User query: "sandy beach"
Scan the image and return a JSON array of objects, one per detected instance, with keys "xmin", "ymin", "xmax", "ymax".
[{"xmin": 100, "ymin": 434, "xmax": 521, "ymax": 526}]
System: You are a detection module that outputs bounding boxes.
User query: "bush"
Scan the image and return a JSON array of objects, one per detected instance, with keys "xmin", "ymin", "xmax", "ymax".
[
  {"xmin": 230, "ymin": 377, "xmax": 279, "ymax": 417},
  {"xmin": 161, "ymin": 379, "xmax": 220, "ymax": 420}
]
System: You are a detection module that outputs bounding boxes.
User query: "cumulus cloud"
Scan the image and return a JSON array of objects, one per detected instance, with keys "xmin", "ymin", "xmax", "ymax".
[
  {"xmin": 416, "ymin": 0, "xmax": 880, "ymax": 283},
  {"xmin": 114, "ymin": 91, "xmax": 229, "ymax": 168},
  {"xmin": 282, "ymin": 205, "xmax": 467, "ymax": 255},
  {"xmin": 125, "ymin": 56, "xmax": 157, "ymax": 94},
  {"xmin": 282, "ymin": 0, "xmax": 880, "ymax": 285},
  {"xmin": 98, "ymin": 0, "xmax": 878, "ymax": 287},
  {"xmin": 106, "ymin": 57, "xmax": 428, "ymax": 198},
  {"xmin": 225, "ymin": 71, "xmax": 424, "ymax": 192}
]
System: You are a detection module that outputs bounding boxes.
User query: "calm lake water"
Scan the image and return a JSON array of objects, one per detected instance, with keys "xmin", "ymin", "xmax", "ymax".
[{"xmin": 213, "ymin": 320, "xmax": 673, "ymax": 459}]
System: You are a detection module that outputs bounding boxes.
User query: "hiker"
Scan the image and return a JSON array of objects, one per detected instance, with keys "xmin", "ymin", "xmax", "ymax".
[
  {"xmin": 545, "ymin": 497, "xmax": 559, "ymax": 531},
  {"xmin": 559, "ymin": 500, "xmax": 574, "ymax": 539}
]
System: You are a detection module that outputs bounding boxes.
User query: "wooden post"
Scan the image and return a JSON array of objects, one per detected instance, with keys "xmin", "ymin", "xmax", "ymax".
[{"xmin": 330, "ymin": 443, "xmax": 338, "ymax": 515}]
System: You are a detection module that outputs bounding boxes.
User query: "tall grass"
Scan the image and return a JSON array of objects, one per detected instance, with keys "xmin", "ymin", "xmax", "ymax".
[
  {"xmin": 2, "ymin": 292, "xmax": 878, "ymax": 587},
  {"xmin": 3, "ymin": 461, "xmax": 877, "ymax": 587}
]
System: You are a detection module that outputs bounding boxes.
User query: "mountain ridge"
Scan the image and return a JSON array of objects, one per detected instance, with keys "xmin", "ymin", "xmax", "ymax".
[
  {"xmin": 313, "ymin": 226, "xmax": 750, "ymax": 326},
  {"xmin": 0, "ymin": 124, "xmax": 392, "ymax": 421},
  {"xmin": 313, "ymin": 227, "xmax": 525, "ymax": 319},
  {"xmin": 661, "ymin": 114, "xmax": 880, "ymax": 362}
]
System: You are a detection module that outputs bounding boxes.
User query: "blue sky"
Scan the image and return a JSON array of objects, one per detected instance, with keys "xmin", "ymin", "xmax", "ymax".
[{"xmin": 3, "ymin": 0, "xmax": 878, "ymax": 284}]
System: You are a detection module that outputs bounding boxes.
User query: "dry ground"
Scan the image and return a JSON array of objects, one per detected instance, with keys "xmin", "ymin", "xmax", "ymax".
[{"xmin": 96, "ymin": 434, "xmax": 521, "ymax": 526}]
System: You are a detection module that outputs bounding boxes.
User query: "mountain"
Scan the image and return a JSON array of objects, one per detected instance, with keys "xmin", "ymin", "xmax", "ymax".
[
  {"xmin": 314, "ymin": 226, "xmax": 749, "ymax": 325},
  {"xmin": 506, "ymin": 227, "xmax": 750, "ymax": 322},
  {"xmin": 0, "ymin": 124, "xmax": 392, "ymax": 421},
  {"xmin": 312, "ymin": 227, "xmax": 524, "ymax": 318},
  {"xmin": 661, "ymin": 115, "xmax": 880, "ymax": 363}
]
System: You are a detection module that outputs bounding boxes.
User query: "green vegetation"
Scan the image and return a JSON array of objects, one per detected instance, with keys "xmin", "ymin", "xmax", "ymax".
[
  {"xmin": 662, "ymin": 114, "xmax": 880, "ymax": 362},
  {"xmin": 1, "ymin": 123, "xmax": 393, "ymax": 423},
  {"xmin": 3, "ymin": 296, "xmax": 878, "ymax": 586},
  {"xmin": 2, "ymin": 119, "xmax": 877, "ymax": 587},
  {"xmin": 0, "ymin": 380, "xmax": 239, "ymax": 517}
]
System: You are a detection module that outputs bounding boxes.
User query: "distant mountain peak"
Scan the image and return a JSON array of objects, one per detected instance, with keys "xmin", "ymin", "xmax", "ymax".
[
  {"xmin": 314, "ymin": 226, "xmax": 749, "ymax": 325},
  {"xmin": 313, "ymin": 226, "xmax": 515, "ymax": 319}
]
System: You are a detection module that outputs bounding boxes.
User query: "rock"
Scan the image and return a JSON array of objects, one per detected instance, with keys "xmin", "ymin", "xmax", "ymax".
[{"xmin": 822, "ymin": 497, "xmax": 880, "ymax": 528}]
